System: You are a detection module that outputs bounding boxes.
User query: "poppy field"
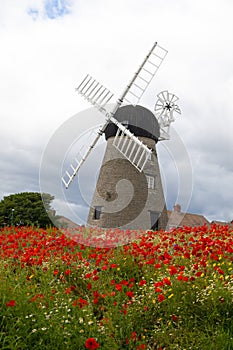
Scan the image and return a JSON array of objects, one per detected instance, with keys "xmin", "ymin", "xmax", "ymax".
[{"xmin": 0, "ymin": 224, "xmax": 233, "ymax": 349}]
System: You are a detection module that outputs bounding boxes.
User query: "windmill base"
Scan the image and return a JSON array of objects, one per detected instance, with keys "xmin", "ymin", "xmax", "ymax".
[{"xmin": 87, "ymin": 136, "xmax": 168, "ymax": 231}]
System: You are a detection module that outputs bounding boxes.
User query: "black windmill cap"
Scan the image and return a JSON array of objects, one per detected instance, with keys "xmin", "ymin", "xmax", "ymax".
[{"xmin": 104, "ymin": 105, "xmax": 160, "ymax": 142}]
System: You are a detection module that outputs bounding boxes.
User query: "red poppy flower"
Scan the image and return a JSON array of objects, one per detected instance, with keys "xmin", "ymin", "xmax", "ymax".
[
  {"xmin": 155, "ymin": 263, "xmax": 161, "ymax": 268},
  {"xmin": 126, "ymin": 291, "xmax": 134, "ymax": 298},
  {"xmin": 196, "ymin": 271, "xmax": 203, "ymax": 277},
  {"xmin": 172, "ymin": 314, "xmax": 178, "ymax": 322},
  {"xmin": 93, "ymin": 291, "xmax": 100, "ymax": 298},
  {"xmin": 73, "ymin": 297, "xmax": 88, "ymax": 308},
  {"xmin": 163, "ymin": 277, "xmax": 171, "ymax": 285},
  {"xmin": 64, "ymin": 287, "xmax": 71, "ymax": 294},
  {"xmin": 177, "ymin": 274, "xmax": 183, "ymax": 281},
  {"xmin": 121, "ymin": 280, "xmax": 129, "ymax": 286},
  {"xmin": 115, "ymin": 284, "xmax": 122, "ymax": 291},
  {"xmin": 110, "ymin": 263, "xmax": 118, "ymax": 268},
  {"xmin": 85, "ymin": 337, "xmax": 100, "ymax": 350},
  {"xmin": 169, "ymin": 266, "xmax": 178, "ymax": 275},
  {"xmin": 6, "ymin": 300, "xmax": 16, "ymax": 307},
  {"xmin": 139, "ymin": 279, "xmax": 147, "ymax": 286},
  {"xmin": 131, "ymin": 331, "xmax": 137, "ymax": 341},
  {"xmin": 136, "ymin": 345, "xmax": 146, "ymax": 350},
  {"xmin": 158, "ymin": 294, "xmax": 165, "ymax": 303}
]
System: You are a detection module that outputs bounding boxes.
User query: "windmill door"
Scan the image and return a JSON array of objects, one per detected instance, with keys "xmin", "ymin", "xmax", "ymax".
[{"xmin": 149, "ymin": 211, "xmax": 160, "ymax": 230}]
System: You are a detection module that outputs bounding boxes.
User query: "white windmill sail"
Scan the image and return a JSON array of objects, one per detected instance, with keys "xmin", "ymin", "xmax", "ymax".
[
  {"xmin": 154, "ymin": 90, "xmax": 181, "ymax": 140},
  {"xmin": 123, "ymin": 44, "xmax": 168, "ymax": 106},
  {"xmin": 62, "ymin": 42, "xmax": 167, "ymax": 188},
  {"xmin": 112, "ymin": 122, "xmax": 151, "ymax": 172},
  {"xmin": 62, "ymin": 128, "xmax": 102, "ymax": 189},
  {"xmin": 76, "ymin": 75, "xmax": 114, "ymax": 114}
]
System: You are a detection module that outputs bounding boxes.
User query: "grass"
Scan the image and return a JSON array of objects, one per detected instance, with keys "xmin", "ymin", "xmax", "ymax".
[{"xmin": 0, "ymin": 224, "xmax": 233, "ymax": 349}]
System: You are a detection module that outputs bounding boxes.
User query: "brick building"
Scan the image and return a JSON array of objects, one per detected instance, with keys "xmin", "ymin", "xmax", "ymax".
[{"xmin": 167, "ymin": 204, "xmax": 209, "ymax": 229}]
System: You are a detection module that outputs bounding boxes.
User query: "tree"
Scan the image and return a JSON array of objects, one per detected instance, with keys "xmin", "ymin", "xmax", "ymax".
[{"xmin": 0, "ymin": 192, "xmax": 55, "ymax": 228}]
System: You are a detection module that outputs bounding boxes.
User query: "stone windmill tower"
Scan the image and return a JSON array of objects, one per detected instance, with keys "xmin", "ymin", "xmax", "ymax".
[{"xmin": 62, "ymin": 42, "xmax": 181, "ymax": 230}]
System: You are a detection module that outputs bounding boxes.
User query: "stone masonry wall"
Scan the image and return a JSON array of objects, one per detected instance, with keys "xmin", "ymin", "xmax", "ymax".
[{"xmin": 87, "ymin": 136, "xmax": 168, "ymax": 230}]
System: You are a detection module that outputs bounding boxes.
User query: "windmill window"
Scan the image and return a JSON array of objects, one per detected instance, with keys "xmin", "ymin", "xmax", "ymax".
[
  {"xmin": 146, "ymin": 175, "xmax": 155, "ymax": 189},
  {"xmin": 93, "ymin": 206, "xmax": 102, "ymax": 220}
]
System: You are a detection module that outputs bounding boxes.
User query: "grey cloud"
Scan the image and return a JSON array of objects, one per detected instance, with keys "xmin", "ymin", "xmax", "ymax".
[{"xmin": 0, "ymin": 0, "xmax": 233, "ymax": 225}]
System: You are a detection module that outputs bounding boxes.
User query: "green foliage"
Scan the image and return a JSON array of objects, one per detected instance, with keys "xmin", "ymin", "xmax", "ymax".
[{"xmin": 0, "ymin": 192, "xmax": 54, "ymax": 228}]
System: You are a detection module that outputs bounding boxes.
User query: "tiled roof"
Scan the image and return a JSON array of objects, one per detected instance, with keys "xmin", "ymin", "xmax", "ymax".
[{"xmin": 167, "ymin": 210, "xmax": 209, "ymax": 228}]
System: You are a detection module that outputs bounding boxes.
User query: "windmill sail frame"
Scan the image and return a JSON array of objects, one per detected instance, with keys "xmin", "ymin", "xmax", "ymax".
[{"xmin": 62, "ymin": 42, "xmax": 168, "ymax": 188}]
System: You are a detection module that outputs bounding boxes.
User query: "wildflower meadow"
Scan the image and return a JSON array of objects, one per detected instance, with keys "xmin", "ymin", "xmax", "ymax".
[{"xmin": 0, "ymin": 224, "xmax": 233, "ymax": 349}]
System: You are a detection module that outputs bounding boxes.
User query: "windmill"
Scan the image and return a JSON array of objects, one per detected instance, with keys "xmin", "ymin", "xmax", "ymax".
[{"xmin": 62, "ymin": 42, "xmax": 181, "ymax": 230}]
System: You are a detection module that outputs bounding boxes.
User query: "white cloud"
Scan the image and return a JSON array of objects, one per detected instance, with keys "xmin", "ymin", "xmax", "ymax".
[{"xmin": 0, "ymin": 0, "xmax": 232, "ymax": 223}]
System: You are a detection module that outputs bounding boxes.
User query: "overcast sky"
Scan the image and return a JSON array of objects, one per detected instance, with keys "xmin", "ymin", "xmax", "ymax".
[{"xmin": 1, "ymin": 0, "xmax": 232, "ymax": 224}]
